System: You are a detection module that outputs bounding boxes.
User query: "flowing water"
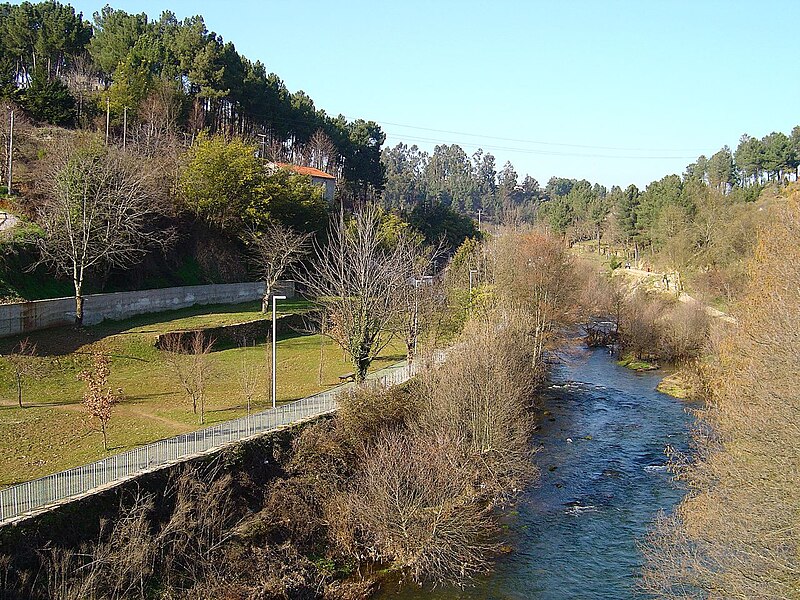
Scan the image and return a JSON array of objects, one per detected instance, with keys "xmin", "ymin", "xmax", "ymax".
[{"xmin": 378, "ymin": 345, "xmax": 694, "ymax": 600}]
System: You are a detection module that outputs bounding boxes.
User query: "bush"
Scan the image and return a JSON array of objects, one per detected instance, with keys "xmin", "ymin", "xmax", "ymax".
[
  {"xmin": 416, "ymin": 310, "xmax": 538, "ymax": 502},
  {"xmin": 337, "ymin": 430, "xmax": 498, "ymax": 586},
  {"xmin": 336, "ymin": 383, "xmax": 418, "ymax": 442},
  {"xmin": 619, "ymin": 291, "xmax": 710, "ymax": 364}
]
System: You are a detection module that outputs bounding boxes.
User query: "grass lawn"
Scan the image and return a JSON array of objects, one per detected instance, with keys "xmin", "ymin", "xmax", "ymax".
[{"xmin": 0, "ymin": 301, "xmax": 405, "ymax": 487}]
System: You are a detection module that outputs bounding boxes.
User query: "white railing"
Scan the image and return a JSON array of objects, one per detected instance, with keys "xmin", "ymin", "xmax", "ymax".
[{"xmin": 0, "ymin": 357, "xmax": 432, "ymax": 525}]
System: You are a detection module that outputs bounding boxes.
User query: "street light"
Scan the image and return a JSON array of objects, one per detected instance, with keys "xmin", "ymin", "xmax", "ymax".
[
  {"xmin": 411, "ymin": 278, "xmax": 421, "ymax": 362},
  {"xmin": 469, "ymin": 269, "xmax": 478, "ymax": 296},
  {"xmin": 271, "ymin": 294, "xmax": 287, "ymax": 409}
]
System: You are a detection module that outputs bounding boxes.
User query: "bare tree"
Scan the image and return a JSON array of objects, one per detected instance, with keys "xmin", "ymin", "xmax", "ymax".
[
  {"xmin": 129, "ymin": 82, "xmax": 183, "ymax": 157},
  {"xmin": 396, "ymin": 237, "xmax": 445, "ymax": 362},
  {"xmin": 0, "ymin": 101, "xmax": 31, "ymax": 195},
  {"xmin": 642, "ymin": 199, "xmax": 800, "ymax": 598},
  {"xmin": 162, "ymin": 332, "xmax": 214, "ymax": 425},
  {"xmin": 78, "ymin": 353, "xmax": 119, "ymax": 451},
  {"xmin": 6, "ymin": 338, "xmax": 45, "ymax": 408},
  {"xmin": 36, "ymin": 137, "xmax": 174, "ymax": 324},
  {"xmin": 247, "ymin": 221, "xmax": 311, "ymax": 312},
  {"xmin": 237, "ymin": 346, "xmax": 261, "ymax": 417},
  {"xmin": 301, "ymin": 206, "xmax": 408, "ymax": 382},
  {"xmin": 299, "ymin": 128, "xmax": 340, "ymax": 176}
]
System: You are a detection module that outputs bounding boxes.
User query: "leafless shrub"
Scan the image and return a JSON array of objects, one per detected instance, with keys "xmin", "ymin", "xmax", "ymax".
[
  {"xmin": 287, "ymin": 418, "xmax": 358, "ymax": 484},
  {"xmin": 618, "ymin": 290, "xmax": 710, "ymax": 364},
  {"xmin": 618, "ymin": 289, "xmax": 668, "ymax": 360},
  {"xmin": 337, "ymin": 384, "xmax": 419, "ymax": 443},
  {"xmin": 416, "ymin": 313, "xmax": 538, "ymax": 503},
  {"xmin": 658, "ymin": 302, "xmax": 710, "ymax": 363},
  {"xmin": 156, "ymin": 467, "xmax": 245, "ymax": 590},
  {"xmin": 6, "ymin": 337, "xmax": 45, "ymax": 408},
  {"xmin": 40, "ymin": 493, "xmax": 156, "ymax": 600},
  {"xmin": 161, "ymin": 332, "xmax": 214, "ymax": 424},
  {"xmin": 339, "ymin": 429, "xmax": 498, "ymax": 587}
]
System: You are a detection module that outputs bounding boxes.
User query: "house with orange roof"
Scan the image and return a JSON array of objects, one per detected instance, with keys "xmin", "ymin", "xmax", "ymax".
[{"xmin": 268, "ymin": 163, "xmax": 336, "ymax": 203}]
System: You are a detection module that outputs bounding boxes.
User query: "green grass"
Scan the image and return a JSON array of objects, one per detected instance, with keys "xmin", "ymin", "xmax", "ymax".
[
  {"xmin": 104, "ymin": 298, "xmax": 312, "ymax": 334},
  {"xmin": 0, "ymin": 301, "xmax": 403, "ymax": 487},
  {"xmin": 656, "ymin": 372, "xmax": 690, "ymax": 399},
  {"xmin": 617, "ymin": 353, "xmax": 659, "ymax": 371},
  {"xmin": 0, "ymin": 299, "xmax": 313, "ymax": 356}
]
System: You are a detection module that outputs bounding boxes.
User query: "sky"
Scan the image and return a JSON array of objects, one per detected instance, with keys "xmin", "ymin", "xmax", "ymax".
[{"xmin": 66, "ymin": 0, "xmax": 800, "ymax": 189}]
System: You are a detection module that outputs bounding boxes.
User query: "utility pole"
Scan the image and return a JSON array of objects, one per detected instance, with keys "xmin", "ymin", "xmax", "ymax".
[
  {"xmin": 469, "ymin": 269, "xmax": 478, "ymax": 296},
  {"xmin": 256, "ymin": 133, "xmax": 267, "ymax": 161},
  {"xmin": 477, "ymin": 209, "xmax": 483, "ymax": 232},
  {"xmin": 122, "ymin": 106, "xmax": 127, "ymax": 149},
  {"xmin": 7, "ymin": 110, "xmax": 13, "ymax": 194},
  {"xmin": 105, "ymin": 97, "xmax": 110, "ymax": 145},
  {"xmin": 412, "ymin": 278, "xmax": 420, "ymax": 362}
]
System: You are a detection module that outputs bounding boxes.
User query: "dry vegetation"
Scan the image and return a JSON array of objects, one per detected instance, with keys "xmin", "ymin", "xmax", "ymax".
[
  {"xmin": 617, "ymin": 289, "xmax": 711, "ymax": 366},
  {"xmin": 1, "ymin": 226, "xmax": 590, "ymax": 599},
  {"xmin": 641, "ymin": 196, "xmax": 800, "ymax": 598}
]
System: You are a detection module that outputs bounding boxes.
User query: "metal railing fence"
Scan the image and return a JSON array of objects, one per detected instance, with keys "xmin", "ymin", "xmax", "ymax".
[{"xmin": 1, "ymin": 358, "xmax": 425, "ymax": 525}]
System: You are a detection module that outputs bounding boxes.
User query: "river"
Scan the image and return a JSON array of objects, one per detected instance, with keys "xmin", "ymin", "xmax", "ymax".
[{"xmin": 377, "ymin": 345, "xmax": 694, "ymax": 600}]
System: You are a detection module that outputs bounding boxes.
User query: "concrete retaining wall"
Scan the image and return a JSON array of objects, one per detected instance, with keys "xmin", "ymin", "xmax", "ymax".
[
  {"xmin": 0, "ymin": 280, "xmax": 295, "ymax": 338},
  {"xmin": 154, "ymin": 312, "xmax": 316, "ymax": 350}
]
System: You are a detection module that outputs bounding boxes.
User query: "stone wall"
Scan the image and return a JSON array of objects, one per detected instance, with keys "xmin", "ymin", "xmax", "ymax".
[{"xmin": 0, "ymin": 281, "xmax": 295, "ymax": 338}]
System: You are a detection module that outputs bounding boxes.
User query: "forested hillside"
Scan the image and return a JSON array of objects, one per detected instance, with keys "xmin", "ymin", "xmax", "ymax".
[
  {"xmin": 381, "ymin": 126, "xmax": 800, "ymax": 306},
  {"xmin": 0, "ymin": 2, "xmax": 385, "ymax": 195},
  {"xmin": 0, "ymin": 0, "xmax": 795, "ymax": 313}
]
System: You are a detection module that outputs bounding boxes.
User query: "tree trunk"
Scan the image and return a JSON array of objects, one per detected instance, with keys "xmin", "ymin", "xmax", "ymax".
[
  {"xmin": 355, "ymin": 353, "xmax": 370, "ymax": 383},
  {"xmin": 74, "ymin": 279, "xmax": 84, "ymax": 325},
  {"xmin": 318, "ymin": 315, "xmax": 326, "ymax": 385},
  {"xmin": 16, "ymin": 373, "xmax": 22, "ymax": 408},
  {"xmin": 596, "ymin": 226, "xmax": 601, "ymax": 254},
  {"xmin": 101, "ymin": 423, "xmax": 108, "ymax": 451},
  {"xmin": 262, "ymin": 283, "xmax": 272, "ymax": 314}
]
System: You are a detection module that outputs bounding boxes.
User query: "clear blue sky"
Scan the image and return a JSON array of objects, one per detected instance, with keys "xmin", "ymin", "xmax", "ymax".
[{"xmin": 67, "ymin": 0, "xmax": 800, "ymax": 189}]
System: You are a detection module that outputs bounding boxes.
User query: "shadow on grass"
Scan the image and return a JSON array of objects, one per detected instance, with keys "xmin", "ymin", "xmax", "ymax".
[
  {"xmin": 0, "ymin": 399, "xmax": 79, "ymax": 409},
  {"xmin": 0, "ymin": 300, "xmax": 314, "ymax": 357},
  {"xmin": 375, "ymin": 353, "xmax": 407, "ymax": 363}
]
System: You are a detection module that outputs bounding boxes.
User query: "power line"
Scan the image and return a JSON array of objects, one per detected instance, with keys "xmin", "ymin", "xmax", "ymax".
[
  {"xmin": 378, "ymin": 119, "xmax": 709, "ymax": 153},
  {"xmin": 382, "ymin": 132, "xmax": 700, "ymax": 161}
]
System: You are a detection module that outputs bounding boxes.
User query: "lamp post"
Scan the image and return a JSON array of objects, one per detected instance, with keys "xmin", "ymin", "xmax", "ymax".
[
  {"xmin": 469, "ymin": 269, "xmax": 478, "ymax": 296},
  {"xmin": 271, "ymin": 294, "xmax": 286, "ymax": 409},
  {"xmin": 411, "ymin": 278, "xmax": 421, "ymax": 362}
]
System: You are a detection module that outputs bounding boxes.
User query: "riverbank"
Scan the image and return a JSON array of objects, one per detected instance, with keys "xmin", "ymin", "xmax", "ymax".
[{"xmin": 376, "ymin": 346, "xmax": 694, "ymax": 599}]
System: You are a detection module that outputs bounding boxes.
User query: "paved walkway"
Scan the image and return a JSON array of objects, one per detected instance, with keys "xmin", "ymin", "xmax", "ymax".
[{"xmin": 0, "ymin": 358, "xmax": 421, "ymax": 526}]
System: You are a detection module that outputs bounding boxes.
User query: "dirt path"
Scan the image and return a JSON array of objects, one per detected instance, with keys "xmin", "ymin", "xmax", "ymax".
[
  {"xmin": 123, "ymin": 407, "xmax": 193, "ymax": 431},
  {"xmin": 619, "ymin": 267, "xmax": 738, "ymax": 324}
]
